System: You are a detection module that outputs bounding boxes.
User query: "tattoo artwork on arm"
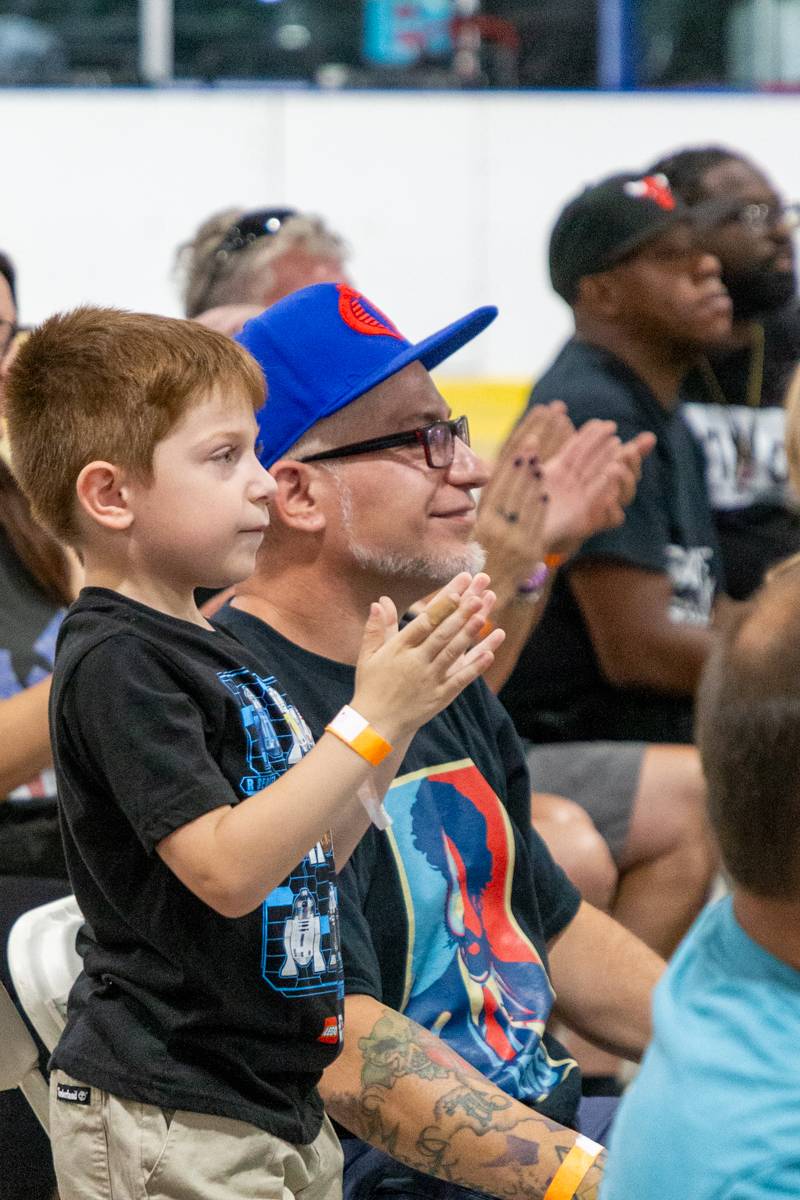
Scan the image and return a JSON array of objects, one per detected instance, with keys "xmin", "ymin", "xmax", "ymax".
[
  {"xmin": 324, "ymin": 1009, "xmax": 601, "ymax": 1200},
  {"xmin": 435, "ymin": 1085, "xmax": 513, "ymax": 1128},
  {"xmin": 360, "ymin": 1021, "xmax": 452, "ymax": 1088}
]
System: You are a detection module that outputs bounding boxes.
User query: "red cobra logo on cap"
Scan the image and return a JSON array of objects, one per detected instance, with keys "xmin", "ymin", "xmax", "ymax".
[
  {"xmin": 337, "ymin": 284, "xmax": 404, "ymax": 340},
  {"xmin": 623, "ymin": 174, "xmax": 676, "ymax": 211}
]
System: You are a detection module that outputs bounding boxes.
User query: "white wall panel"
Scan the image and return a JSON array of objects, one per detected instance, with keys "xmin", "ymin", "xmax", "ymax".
[{"xmin": 1, "ymin": 87, "xmax": 799, "ymax": 379}]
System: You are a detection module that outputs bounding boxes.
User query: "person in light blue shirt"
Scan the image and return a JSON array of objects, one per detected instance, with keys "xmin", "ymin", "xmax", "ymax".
[{"xmin": 602, "ymin": 559, "xmax": 800, "ymax": 1200}]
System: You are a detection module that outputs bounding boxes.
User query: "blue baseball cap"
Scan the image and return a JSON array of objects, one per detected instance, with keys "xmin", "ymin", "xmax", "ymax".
[{"xmin": 236, "ymin": 282, "xmax": 498, "ymax": 467}]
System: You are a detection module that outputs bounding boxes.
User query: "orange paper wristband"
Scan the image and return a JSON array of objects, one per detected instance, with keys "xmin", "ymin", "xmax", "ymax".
[
  {"xmin": 544, "ymin": 552, "xmax": 567, "ymax": 571},
  {"xmin": 325, "ymin": 705, "xmax": 393, "ymax": 766},
  {"xmin": 543, "ymin": 1135, "xmax": 603, "ymax": 1200}
]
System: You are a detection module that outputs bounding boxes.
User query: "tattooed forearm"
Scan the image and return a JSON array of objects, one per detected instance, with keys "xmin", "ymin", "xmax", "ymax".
[
  {"xmin": 321, "ymin": 1001, "xmax": 606, "ymax": 1200},
  {"xmin": 434, "ymin": 1084, "xmax": 513, "ymax": 1128},
  {"xmin": 325, "ymin": 1090, "xmax": 403, "ymax": 1158},
  {"xmin": 359, "ymin": 1017, "xmax": 452, "ymax": 1088}
]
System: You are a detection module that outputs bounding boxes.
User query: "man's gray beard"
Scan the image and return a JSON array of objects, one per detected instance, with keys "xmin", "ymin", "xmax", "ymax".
[{"xmin": 333, "ymin": 470, "xmax": 486, "ymax": 584}]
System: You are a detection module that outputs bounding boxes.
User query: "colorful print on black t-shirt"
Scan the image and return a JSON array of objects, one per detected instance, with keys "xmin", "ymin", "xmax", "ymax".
[
  {"xmin": 384, "ymin": 758, "xmax": 576, "ymax": 1102},
  {"xmin": 219, "ymin": 666, "xmax": 343, "ymax": 1003}
]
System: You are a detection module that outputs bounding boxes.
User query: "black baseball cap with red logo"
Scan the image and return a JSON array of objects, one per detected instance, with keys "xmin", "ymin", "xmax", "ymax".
[{"xmin": 549, "ymin": 171, "xmax": 714, "ymax": 304}]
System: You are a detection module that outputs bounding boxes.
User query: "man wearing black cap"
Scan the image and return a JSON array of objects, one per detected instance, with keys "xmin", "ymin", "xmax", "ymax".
[
  {"xmin": 213, "ymin": 282, "xmax": 664, "ymax": 1200},
  {"xmin": 502, "ymin": 171, "xmax": 732, "ymax": 752},
  {"xmin": 498, "ymin": 172, "xmax": 728, "ymax": 1097}
]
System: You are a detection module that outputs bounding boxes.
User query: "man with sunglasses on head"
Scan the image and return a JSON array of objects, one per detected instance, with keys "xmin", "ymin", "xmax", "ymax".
[
  {"xmin": 176, "ymin": 206, "xmax": 349, "ymax": 337},
  {"xmin": 651, "ymin": 147, "xmax": 800, "ymax": 599},
  {"xmin": 211, "ymin": 282, "xmax": 664, "ymax": 1200}
]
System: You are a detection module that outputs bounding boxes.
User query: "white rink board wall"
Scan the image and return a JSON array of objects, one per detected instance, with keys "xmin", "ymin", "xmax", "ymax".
[{"xmin": 1, "ymin": 88, "xmax": 798, "ymax": 378}]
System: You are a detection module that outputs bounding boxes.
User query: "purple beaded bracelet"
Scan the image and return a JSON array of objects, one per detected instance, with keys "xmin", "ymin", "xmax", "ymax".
[{"xmin": 517, "ymin": 561, "xmax": 550, "ymax": 601}]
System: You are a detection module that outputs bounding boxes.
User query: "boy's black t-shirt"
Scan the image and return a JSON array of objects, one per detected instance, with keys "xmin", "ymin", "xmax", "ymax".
[
  {"xmin": 215, "ymin": 605, "xmax": 583, "ymax": 1130},
  {"xmin": 501, "ymin": 339, "xmax": 723, "ymax": 745},
  {"xmin": 49, "ymin": 588, "xmax": 344, "ymax": 1143}
]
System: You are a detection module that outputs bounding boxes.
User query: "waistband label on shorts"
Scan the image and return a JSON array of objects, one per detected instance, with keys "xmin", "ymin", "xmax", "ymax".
[{"xmin": 56, "ymin": 1083, "xmax": 91, "ymax": 1105}]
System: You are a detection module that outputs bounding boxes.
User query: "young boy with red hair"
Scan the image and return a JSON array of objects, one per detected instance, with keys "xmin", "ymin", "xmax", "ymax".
[{"xmin": 5, "ymin": 306, "xmax": 501, "ymax": 1200}]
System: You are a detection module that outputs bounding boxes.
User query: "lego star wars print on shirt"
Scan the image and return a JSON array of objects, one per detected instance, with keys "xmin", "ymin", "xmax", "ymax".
[{"xmin": 219, "ymin": 667, "xmax": 343, "ymax": 1000}]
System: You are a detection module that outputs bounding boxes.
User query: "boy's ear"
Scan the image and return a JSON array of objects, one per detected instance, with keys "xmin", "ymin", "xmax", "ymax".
[
  {"xmin": 269, "ymin": 459, "xmax": 328, "ymax": 533},
  {"xmin": 75, "ymin": 461, "xmax": 135, "ymax": 531}
]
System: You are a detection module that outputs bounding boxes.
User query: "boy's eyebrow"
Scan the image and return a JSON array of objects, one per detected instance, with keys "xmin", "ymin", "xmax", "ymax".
[
  {"xmin": 192, "ymin": 432, "xmax": 250, "ymax": 455},
  {"xmin": 196, "ymin": 422, "xmax": 256, "ymax": 445}
]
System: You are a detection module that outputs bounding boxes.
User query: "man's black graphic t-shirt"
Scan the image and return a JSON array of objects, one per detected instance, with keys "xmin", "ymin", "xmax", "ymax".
[
  {"xmin": 215, "ymin": 605, "xmax": 583, "ymax": 1130},
  {"xmin": 50, "ymin": 589, "xmax": 344, "ymax": 1143},
  {"xmin": 501, "ymin": 339, "xmax": 723, "ymax": 745},
  {"xmin": 681, "ymin": 304, "xmax": 800, "ymax": 599}
]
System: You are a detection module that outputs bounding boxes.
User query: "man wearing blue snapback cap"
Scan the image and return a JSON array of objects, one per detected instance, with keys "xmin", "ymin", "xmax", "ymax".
[{"xmin": 213, "ymin": 283, "xmax": 664, "ymax": 1200}]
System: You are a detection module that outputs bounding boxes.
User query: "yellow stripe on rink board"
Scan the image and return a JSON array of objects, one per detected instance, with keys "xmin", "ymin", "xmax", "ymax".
[{"xmin": 434, "ymin": 376, "xmax": 531, "ymax": 462}]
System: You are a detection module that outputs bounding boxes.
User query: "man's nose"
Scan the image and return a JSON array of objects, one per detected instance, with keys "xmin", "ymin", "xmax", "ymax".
[
  {"xmin": 446, "ymin": 433, "xmax": 490, "ymax": 488},
  {"xmin": 769, "ymin": 211, "xmax": 795, "ymax": 247},
  {"xmin": 694, "ymin": 248, "xmax": 724, "ymax": 280}
]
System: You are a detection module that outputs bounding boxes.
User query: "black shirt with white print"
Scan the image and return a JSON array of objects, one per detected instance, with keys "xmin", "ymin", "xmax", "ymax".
[
  {"xmin": 681, "ymin": 303, "xmax": 800, "ymax": 599},
  {"xmin": 501, "ymin": 339, "xmax": 723, "ymax": 745},
  {"xmin": 49, "ymin": 589, "xmax": 343, "ymax": 1143}
]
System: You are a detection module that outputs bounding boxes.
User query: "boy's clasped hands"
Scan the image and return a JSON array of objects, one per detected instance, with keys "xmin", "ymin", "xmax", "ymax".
[{"xmin": 353, "ymin": 570, "xmax": 503, "ymax": 745}]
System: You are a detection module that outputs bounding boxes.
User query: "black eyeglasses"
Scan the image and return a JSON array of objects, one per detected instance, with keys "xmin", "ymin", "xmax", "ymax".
[
  {"xmin": 727, "ymin": 202, "xmax": 800, "ymax": 235},
  {"xmin": 299, "ymin": 415, "xmax": 471, "ymax": 469}
]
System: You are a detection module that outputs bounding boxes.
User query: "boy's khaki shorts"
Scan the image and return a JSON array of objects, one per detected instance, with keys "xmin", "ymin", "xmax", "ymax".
[{"xmin": 50, "ymin": 1069, "xmax": 343, "ymax": 1200}]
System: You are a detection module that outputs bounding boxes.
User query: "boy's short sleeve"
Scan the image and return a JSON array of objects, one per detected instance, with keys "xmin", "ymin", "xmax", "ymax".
[{"xmin": 58, "ymin": 635, "xmax": 238, "ymax": 853}]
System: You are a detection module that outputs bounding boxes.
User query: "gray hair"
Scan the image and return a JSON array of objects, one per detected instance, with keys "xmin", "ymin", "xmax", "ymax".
[{"xmin": 176, "ymin": 209, "xmax": 348, "ymax": 318}]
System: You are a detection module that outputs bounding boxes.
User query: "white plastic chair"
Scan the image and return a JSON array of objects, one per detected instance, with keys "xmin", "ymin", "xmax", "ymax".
[
  {"xmin": 0, "ymin": 979, "xmax": 50, "ymax": 1132},
  {"xmin": 7, "ymin": 893, "xmax": 83, "ymax": 1054}
]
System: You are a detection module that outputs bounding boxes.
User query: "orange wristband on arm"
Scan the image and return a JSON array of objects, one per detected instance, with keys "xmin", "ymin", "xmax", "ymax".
[
  {"xmin": 543, "ymin": 1135, "xmax": 603, "ymax": 1200},
  {"xmin": 325, "ymin": 705, "xmax": 394, "ymax": 830},
  {"xmin": 325, "ymin": 705, "xmax": 393, "ymax": 766}
]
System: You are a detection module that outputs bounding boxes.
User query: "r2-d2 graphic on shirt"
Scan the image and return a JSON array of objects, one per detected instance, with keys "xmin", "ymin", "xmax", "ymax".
[
  {"xmin": 219, "ymin": 666, "xmax": 343, "ymax": 998},
  {"xmin": 281, "ymin": 887, "xmax": 325, "ymax": 977},
  {"xmin": 280, "ymin": 877, "xmax": 341, "ymax": 977},
  {"xmin": 268, "ymin": 835, "xmax": 342, "ymax": 996}
]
